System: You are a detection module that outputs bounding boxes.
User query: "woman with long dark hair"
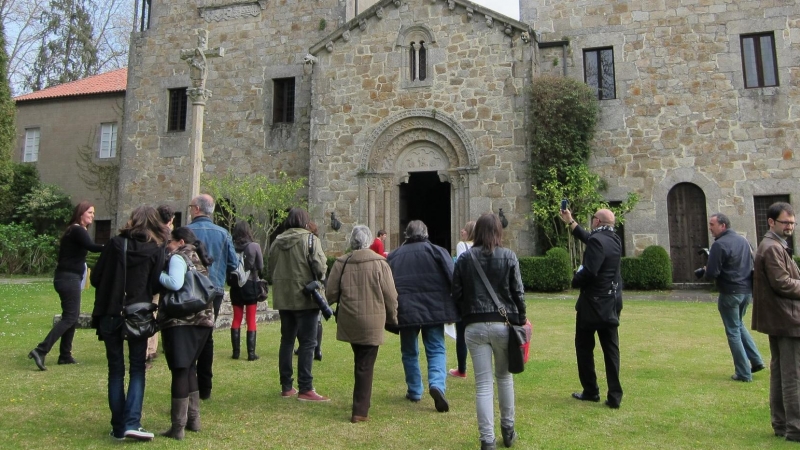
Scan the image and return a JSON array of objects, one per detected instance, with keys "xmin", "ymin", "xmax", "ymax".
[
  {"xmin": 452, "ymin": 213, "xmax": 526, "ymax": 449},
  {"xmin": 158, "ymin": 227, "xmax": 215, "ymax": 440},
  {"xmin": 229, "ymin": 220, "xmax": 264, "ymax": 361},
  {"xmin": 29, "ymin": 201, "xmax": 103, "ymax": 370},
  {"xmin": 90, "ymin": 206, "xmax": 168, "ymax": 441}
]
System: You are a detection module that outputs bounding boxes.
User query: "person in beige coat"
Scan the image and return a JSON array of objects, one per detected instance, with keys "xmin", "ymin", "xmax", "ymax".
[
  {"xmin": 327, "ymin": 225, "xmax": 398, "ymax": 423},
  {"xmin": 752, "ymin": 202, "xmax": 800, "ymax": 442}
]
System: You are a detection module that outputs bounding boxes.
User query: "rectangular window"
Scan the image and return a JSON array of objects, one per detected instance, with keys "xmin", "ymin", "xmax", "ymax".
[
  {"xmin": 140, "ymin": 0, "xmax": 151, "ymax": 31},
  {"xmin": 173, "ymin": 212, "xmax": 182, "ymax": 228},
  {"xmin": 741, "ymin": 32, "xmax": 779, "ymax": 88},
  {"xmin": 584, "ymin": 47, "xmax": 616, "ymax": 100},
  {"xmin": 168, "ymin": 88, "xmax": 188, "ymax": 132},
  {"xmin": 94, "ymin": 220, "xmax": 112, "ymax": 245},
  {"xmin": 273, "ymin": 78, "xmax": 295, "ymax": 124},
  {"xmin": 754, "ymin": 195, "xmax": 792, "ymax": 252},
  {"xmin": 24, "ymin": 128, "xmax": 40, "ymax": 162},
  {"xmin": 99, "ymin": 123, "xmax": 118, "ymax": 158}
]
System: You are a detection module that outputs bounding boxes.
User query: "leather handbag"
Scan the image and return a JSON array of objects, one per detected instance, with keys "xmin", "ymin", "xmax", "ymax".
[
  {"xmin": 120, "ymin": 239, "xmax": 158, "ymax": 340},
  {"xmin": 256, "ymin": 279, "xmax": 269, "ymax": 303},
  {"xmin": 468, "ymin": 249, "xmax": 532, "ymax": 374},
  {"xmin": 161, "ymin": 254, "xmax": 221, "ymax": 317}
]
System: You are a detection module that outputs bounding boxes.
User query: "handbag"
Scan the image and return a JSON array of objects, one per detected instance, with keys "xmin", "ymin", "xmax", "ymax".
[
  {"xmin": 468, "ymin": 249, "xmax": 532, "ymax": 374},
  {"xmin": 120, "ymin": 239, "xmax": 158, "ymax": 340},
  {"xmin": 256, "ymin": 279, "xmax": 269, "ymax": 302},
  {"xmin": 161, "ymin": 253, "xmax": 221, "ymax": 317}
]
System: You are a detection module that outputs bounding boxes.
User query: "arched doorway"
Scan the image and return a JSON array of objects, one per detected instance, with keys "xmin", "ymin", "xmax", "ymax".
[
  {"xmin": 667, "ymin": 183, "xmax": 708, "ymax": 283},
  {"xmin": 399, "ymin": 171, "xmax": 451, "ymax": 249}
]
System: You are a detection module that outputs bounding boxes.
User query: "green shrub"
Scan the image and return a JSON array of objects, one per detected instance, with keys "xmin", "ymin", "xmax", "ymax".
[
  {"xmin": 0, "ymin": 223, "xmax": 58, "ymax": 274},
  {"xmin": 519, "ymin": 247, "xmax": 572, "ymax": 292},
  {"xmin": 794, "ymin": 256, "xmax": 800, "ymax": 268},
  {"xmin": 85, "ymin": 252, "xmax": 100, "ymax": 270},
  {"xmin": 621, "ymin": 245, "xmax": 672, "ymax": 290}
]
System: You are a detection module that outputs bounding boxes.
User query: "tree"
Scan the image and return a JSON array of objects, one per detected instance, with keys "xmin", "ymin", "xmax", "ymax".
[
  {"xmin": 203, "ymin": 171, "xmax": 307, "ymax": 251},
  {"xmin": 0, "ymin": 22, "xmax": 14, "ymax": 202},
  {"xmin": 14, "ymin": 182, "xmax": 72, "ymax": 235},
  {"xmin": 2, "ymin": 0, "xmax": 132, "ymax": 95}
]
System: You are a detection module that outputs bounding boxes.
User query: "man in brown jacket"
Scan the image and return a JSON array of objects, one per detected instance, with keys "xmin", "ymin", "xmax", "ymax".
[{"xmin": 753, "ymin": 202, "xmax": 800, "ymax": 442}]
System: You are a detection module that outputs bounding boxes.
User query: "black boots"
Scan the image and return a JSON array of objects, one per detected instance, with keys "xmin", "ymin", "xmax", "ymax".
[
  {"xmin": 231, "ymin": 329, "xmax": 241, "ymax": 359},
  {"xmin": 246, "ymin": 331, "xmax": 259, "ymax": 361},
  {"xmin": 481, "ymin": 440, "xmax": 496, "ymax": 450},
  {"xmin": 161, "ymin": 397, "xmax": 188, "ymax": 440},
  {"xmin": 186, "ymin": 391, "xmax": 201, "ymax": 432},
  {"xmin": 315, "ymin": 324, "xmax": 323, "ymax": 361},
  {"xmin": 501, "ymin": 426, "xmax": 518, "ymax": 448},
  {"xmin": 28, "ymin": 349, "xmax": 46, "ymax": 371}
]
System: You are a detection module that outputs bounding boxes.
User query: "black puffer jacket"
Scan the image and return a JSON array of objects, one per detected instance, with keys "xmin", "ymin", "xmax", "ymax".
[
  {"xmin": 387, "ymin": 240, "xmax": 459, "ymax": 327},
  {"xmin": 452, "ymin": 246, "xmax": 526, "ymax": 326}
]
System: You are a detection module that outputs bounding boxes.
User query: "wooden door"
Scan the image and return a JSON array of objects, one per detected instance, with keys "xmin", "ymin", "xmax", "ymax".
[{"xmin": 667, "ymin": 183, "xmax": 709, "ymax": 282}]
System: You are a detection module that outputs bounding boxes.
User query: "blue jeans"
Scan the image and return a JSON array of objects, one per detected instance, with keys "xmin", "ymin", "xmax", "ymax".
[
  {"xmin": 466, "ymin": 322, "xmax": 515, "ymax": 444},
  {"xmin": 718, "ymin": 293, "xmax": 763, "ymax": 380},
  {"xmin": 99, "ymin": 316, "xmax": 148, "ymax": 436},
  {"xmin": 400, "ymin": 325, "xmax": 446, "ymax": 399}
]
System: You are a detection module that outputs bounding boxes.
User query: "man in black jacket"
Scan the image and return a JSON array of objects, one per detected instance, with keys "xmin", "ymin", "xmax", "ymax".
[{"xmin": 560, "ymin": 208, "xmax": 623, "ymax": 409}]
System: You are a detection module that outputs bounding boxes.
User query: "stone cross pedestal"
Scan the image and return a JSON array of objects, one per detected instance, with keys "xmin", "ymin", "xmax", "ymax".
[{"xmin": 180, "ymin": 29, "xmax": 224, "ymax": 204}]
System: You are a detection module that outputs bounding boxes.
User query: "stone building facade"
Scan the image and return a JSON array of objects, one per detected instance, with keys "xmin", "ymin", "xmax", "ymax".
[
  {"xmin": 521, "ymin": 0, "xmax": 800, "ymax": 281},
  {"xmin": 119, "ymin": 0, "xmax": 535, "ymax": 256}
]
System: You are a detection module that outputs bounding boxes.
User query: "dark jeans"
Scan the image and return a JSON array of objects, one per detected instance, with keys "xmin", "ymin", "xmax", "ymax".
[
  {"xmin": 575, "ymin": 323, "xmax": 623, "ymax": 406},
  {"xmin": 279, "ymin": 309, "xmax": 319, "ymax": 393},
  {"xmin": 456, "ymin": 320, "xmax": 468, "ymax": 373},
  {"xmin": 98, "ymin": 316, "xmax": 148, "ymax": 436},
  {"xmin": 36, "ymin": 271, "xmax": 82, "ymax": 358},
  {"xmin": 351, "ymin": 344, "xmax": 379, "ymax": 417},
  {"xmin": 196, "ymin": 296, "xmax": 222, "ymax": 396}
]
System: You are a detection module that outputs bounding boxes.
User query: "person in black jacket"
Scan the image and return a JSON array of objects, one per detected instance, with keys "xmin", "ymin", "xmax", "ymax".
[
  {"xmin": 387, "ymin": 220, "xmax": 459, "ymax": 413},
  {"xmin": 560, "ymin": 207, "xmax": 623, "ymax": 409},
  {"xmin": 28, "ymin": 201, "xmax": 103, "ymax": 370},
  {"xmin": 90, "ymin": 206, "xmax": 168, "ymax": 441},
  {"xmin": 452, "ymin": 213, "xmax": 526, "ymax": 450}
]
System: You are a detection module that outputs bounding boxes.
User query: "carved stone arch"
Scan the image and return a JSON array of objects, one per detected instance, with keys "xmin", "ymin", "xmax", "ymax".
[
  {"xmin": 360, "ymin": 109, "xmax": 477, "ymax": 171},
  {"xmin": 371, "ymin": 128, "xmax": 460, "ymax": 172},
  {"xmin": 395, "ymin": 24, "xmax": 437, "ymax": 48}
]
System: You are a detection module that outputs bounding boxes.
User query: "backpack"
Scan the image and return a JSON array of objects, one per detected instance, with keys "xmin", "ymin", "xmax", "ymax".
[{"xmin": 228, "ymin": 250, "xmax": 250, "ymax": 287}]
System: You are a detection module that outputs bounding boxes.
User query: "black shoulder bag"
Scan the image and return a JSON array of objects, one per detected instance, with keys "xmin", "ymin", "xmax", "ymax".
[
  {"xmin": 304, "ymin": 233, "xmax": 334, "ymax": 320},
  {"xmin": 161, "ymin": 253, "xmax": 221, "ymax": 317},
  {"xmin": 468, "ymin": 248, "xmax": 529, "ymax": 374},
  {"xmin": 121, "ymin": 238, "xmax": 158, "ymax": 341}
]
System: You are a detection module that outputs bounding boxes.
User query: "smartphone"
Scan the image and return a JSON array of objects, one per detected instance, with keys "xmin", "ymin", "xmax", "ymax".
[{"xmin": 560, "ymin": 198, "xmax": 569, "ymax": 211}]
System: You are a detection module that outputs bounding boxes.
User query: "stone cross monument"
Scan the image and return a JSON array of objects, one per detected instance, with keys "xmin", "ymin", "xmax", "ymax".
[{"xmin": 180, "ymin": 29, "xmax": 224, "ymax": 203}]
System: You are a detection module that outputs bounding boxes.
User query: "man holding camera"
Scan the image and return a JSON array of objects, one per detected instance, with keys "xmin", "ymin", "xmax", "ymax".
[
  {"xmin": 752, "ymin": 202, "xmax": 800, "ymax": 441},
  {"xmin": 702, "ymin": 213, "xmax": 764, "ymax": 382},
  {"xmin": 269, "ymin": 208, "xmax": 330, "ymax": 402},
  {"xmin": 559, "ymin": 207, "xmax": 623, "ymax": 409}
]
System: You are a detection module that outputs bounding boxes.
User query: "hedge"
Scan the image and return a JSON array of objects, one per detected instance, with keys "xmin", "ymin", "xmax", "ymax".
[
  {"xmin": 518, "ymin": 247, "xmax": 572, "ymax": 292},
  {"xmin": 0, "ymin": 223, "xmax": 59, "ymax": 275},
  {"xmin": 621, "ymin": 245, "xmax": 672, "ymax": 290}
]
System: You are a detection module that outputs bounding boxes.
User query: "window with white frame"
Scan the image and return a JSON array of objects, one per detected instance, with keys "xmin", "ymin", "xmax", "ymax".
[
  {"xmin": 24, "ymin": 128, "xmax": 40, "ymax": 162},
  {"xmin": 99, "ymin": 123, "xmax": 118, "ymax": 158}
]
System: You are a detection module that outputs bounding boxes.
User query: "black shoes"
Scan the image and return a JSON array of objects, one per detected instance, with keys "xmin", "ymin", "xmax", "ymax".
[
  {"xmin": 501, "ymin": 426, "xmax": 518, "ymax": 448},
  {"xmin": 57, "ymin": 356, "xmax": 78, "ymax": 365},
  {"xmin": 405, "ymin": 393, "xmax": 420, "ymax": 403},
  {"xmin": 752, "ymin": 364, "xmax": 766, "ymax": 373},
  {"xmin": 604, "ymin": 400, "xmax": 620, "ymax": 409},
  {"xmin": 731, "ymin": 374, "xmax": 752, "ymax": 382},
  {"xmin": 28, "ymin": 349, "xmax": 46, "ymax": 371},
  {"xmin": 429, "ymin": 387, "xmax": 450, "ymax": 412},
  {"xmin": 571, "ymin": 392, "xmax": 600, "ymax": 402}
]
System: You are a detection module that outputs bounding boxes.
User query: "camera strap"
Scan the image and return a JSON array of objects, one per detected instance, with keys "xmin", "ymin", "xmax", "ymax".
[{"xmin": 306, "ymin": 233, "xmax": 319, "ymax": 282}]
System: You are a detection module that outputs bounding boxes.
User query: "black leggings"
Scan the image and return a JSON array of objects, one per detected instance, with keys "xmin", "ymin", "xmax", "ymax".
[{"xmin": 171, "ymin": 364, "xmax": 199, "ymax": 398}]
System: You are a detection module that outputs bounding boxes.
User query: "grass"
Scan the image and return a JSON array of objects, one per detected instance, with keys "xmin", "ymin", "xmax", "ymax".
[{"xmin": 0, "ymin": 281, "xmax": 792, "ymax": 449}]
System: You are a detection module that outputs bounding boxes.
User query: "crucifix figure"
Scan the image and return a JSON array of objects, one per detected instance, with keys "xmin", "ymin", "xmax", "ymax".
[{"xmin": 179, "ymin": 29, "xmax": 225, "ymax": 202}]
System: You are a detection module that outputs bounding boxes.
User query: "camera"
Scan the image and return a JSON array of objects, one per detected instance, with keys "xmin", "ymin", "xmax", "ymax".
[
  {"xmin": 304, "ymin": 280, "xmax": 334, "ymax": 320},
  {"xmin": 694, "ymin": 267, "xmax": 706, "ymax": 279}
]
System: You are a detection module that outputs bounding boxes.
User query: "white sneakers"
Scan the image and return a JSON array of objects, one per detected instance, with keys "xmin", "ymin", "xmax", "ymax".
[{"xmin": 123, "ymin": 428, "xmax": 154, "ymax": 441}]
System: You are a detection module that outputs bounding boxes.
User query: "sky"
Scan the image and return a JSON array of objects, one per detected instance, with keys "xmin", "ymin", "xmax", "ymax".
[{"xmin": 471, "ymin": 0, "xmax": 519, "ymax": 20}]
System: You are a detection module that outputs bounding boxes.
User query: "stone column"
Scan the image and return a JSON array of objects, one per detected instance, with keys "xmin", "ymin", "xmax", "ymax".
[
  {"xmin": 382, "ymin": 177, "xmax": 393, "ymax": 251},
  {"xmin": 367, "ymin": 177, "xmax": 377, "ymax": 233}
]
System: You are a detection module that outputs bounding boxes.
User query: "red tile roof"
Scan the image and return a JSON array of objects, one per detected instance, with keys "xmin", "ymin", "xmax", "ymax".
[{"xmin": 14, "ymin": 68, "xmax": 127, "ymax": 102}]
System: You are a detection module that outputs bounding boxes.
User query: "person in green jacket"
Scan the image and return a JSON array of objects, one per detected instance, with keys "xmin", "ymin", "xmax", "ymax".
[{"xmin": 269, "ymin": 207, "xmax": 329, "ymax": 402}]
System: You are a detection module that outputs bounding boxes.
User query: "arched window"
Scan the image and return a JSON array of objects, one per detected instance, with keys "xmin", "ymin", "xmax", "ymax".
[
  {"xmin": 409, "ymin": 41, "xmax": 427, "ymax": 81},
  {"xmin": 397, "ymin": 25, "xmax": 435, "ymax": 88}
]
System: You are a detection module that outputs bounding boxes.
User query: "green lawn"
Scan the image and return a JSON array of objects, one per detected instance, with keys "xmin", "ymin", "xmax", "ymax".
[{"xmin": 0, "ymin": 281, "xmax": 792, "ymax": 449}]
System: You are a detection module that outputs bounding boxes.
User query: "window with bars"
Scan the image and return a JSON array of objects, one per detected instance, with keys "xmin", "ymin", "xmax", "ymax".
[
  {"xmin": 24, "ymin": 128, "xmax": 40, "ymax": 162},
  {"xmin": 99, "ymin": 123, "xmax": 118, "ymax": 158},
  {"xmin": 754, "ymin": 195, "xmax": 793, "ymax": 251},
  {"xmin": 584, "ymin": 47, "xmax": 616, "ymax": 100},
  {"xmin": 168, "ymin": 88, "xmax": 188, "ymax": 132},
  {"xmin": 741, "ymin": 32, "xmax": 779, "ymax": 88},
  {"xmin": 273, "ymin": 77, "xmax": 295, "ymax": 124}
]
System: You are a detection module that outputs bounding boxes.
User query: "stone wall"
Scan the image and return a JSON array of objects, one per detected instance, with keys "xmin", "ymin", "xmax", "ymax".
[{"xmin": 528, "ymin": 0, "xmax": 800, "ymax": 254}]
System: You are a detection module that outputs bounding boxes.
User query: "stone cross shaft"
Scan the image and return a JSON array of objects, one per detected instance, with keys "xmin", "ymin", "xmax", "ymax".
[{"xmin": 178, "ymin": 29, "xmax": 224, "ymax": 203}]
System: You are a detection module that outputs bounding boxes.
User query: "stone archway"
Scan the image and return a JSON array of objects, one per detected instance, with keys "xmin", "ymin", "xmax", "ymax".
[{"xmin": 359, "ymin": 109, "xmax": 478, "ymax": 253}]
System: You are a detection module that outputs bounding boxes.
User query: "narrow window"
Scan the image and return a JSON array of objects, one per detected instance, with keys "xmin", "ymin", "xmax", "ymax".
[
  {"xmin": 410, "ymin": 42, "xmax": 417, "ymax": 81},
  {"xmin": 755, "ymin": 195, "xmax": 793, "ymax": 251},
  {"xmin": 741, "ymin": 32, "xmax": 779, "ymax": 88},
  {"xmin": 584, "ymin": 47, "xmax": 616, "ymax": 100},
  {"xmin": 99, "ymin": 123, "xmax": 118, "ymax": 158},
  {"xmin": 173, "ymin": 212, "xmax": 183, "ymax": 228},
  {"xmin": 167, "ymin": 88, "xmax": 188, "ymax": 132},
  {"xmin": 24, "ymin": 128, "xmax": 40, "ymax": 162},
  {"xmin": 273, "ymin": 77, "xmax": 295, "ymax": 124},
  {"xmin": 140, "ymin": 0, "xmax": 151, "ymax": 31},
  {"xmin": 418, "ymin": 41, "xmax": 426, "ymax": 81}
]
